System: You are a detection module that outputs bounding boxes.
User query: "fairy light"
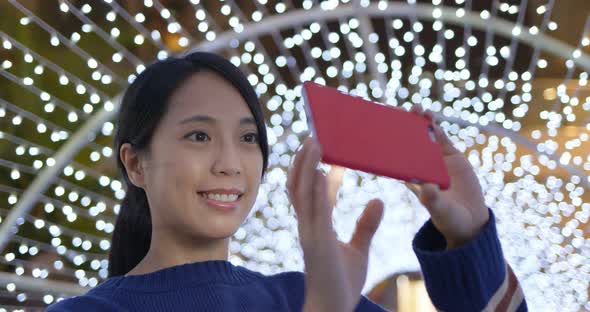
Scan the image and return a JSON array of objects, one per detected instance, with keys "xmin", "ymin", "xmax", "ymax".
[
  {"xmin": 8, "ymin": 1, "xmax": 124, "ymax": 89},
  {"xmin": 0, "ymin": 0, "xmax": 588, "ymax": 310},
  {"xmin": 0, "ymin": 36, "xmax": 113, "ymax": 129}
]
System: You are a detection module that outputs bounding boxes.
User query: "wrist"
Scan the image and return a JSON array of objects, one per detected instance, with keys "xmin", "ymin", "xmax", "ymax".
[
  {"xmin": 444, "ymin": 208, "xmax": 490, "ymax": 250},
  {"xmin": 302, "ymin": 293, "xmax": 354, "ymax": 312},
  {"xmin": 302, "ymin": 301, "xmax": 315, "ymax": 312},
  {"xmin": 302, "ymin": 292, "xmax": 322, "ymax": 312},
  {"xmin": 445, "ymin": 223, "xmax": 490, "ymax": 250},
  {"xmin": 445, "ymin": 238, "xmax": 465, "ymax": 250}
]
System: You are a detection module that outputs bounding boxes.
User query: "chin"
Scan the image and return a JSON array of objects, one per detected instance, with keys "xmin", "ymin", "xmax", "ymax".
[
  {"xmin": 204, "ymin": 230, "xmax": 239, "ymax": 241},
  {"xmin": 199, "ymin": 220, "xmax": 242, "ymax": 239}
]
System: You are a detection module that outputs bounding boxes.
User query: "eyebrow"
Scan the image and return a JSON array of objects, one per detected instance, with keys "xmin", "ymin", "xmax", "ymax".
[{"xmin": 178, "ymin": 115, "xmax": 257, "ymax": 126}]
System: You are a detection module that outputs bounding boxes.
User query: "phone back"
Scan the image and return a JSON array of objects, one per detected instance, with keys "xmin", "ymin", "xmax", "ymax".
[{"xmin": 302, "ymin": 81, "xmax": 450, "ymax": 189}]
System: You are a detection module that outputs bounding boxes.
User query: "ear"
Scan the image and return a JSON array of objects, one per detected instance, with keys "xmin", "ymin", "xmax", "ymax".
[{"xmin": 119, "ymin": 143, "xmax": 147, "ymax": 188}]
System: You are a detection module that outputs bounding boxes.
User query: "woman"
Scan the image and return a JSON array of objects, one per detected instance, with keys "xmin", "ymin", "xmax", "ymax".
[{"xmin": 47, "ymin": 52, "xmax": 527, "ymax": 311}]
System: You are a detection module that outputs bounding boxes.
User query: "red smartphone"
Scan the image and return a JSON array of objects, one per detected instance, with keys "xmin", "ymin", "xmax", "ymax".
[{"xmin": 301, "ymin": 81, "xmax": 450, "ymax": 190}]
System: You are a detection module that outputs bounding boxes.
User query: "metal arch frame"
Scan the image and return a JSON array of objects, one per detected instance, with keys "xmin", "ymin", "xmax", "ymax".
[
  {"xmin": 1, "ymin": 2, "xmax": 589, "ymax": 295},
  {"xmin": 352, "ymin": 0, "xmax": 388, "ymax": 93},
  {"xmin": 0, "ymin": 271, "xmax": 88, "ymax": 297},
  {"xmin": 193, "ymin": 2, "xmax": 590, "ymax": 70},
  {"xmin": 0, "ymin": 103, "xmax": 116, "ymax": 297}
]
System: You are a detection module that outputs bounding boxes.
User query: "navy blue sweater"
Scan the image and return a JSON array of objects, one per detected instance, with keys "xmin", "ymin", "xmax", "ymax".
[{"xmin": 47, "ymin": 209, "xmax": 527, "ymax": 311}]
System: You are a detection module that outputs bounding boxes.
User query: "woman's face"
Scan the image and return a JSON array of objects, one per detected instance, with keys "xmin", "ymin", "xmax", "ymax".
[{"xmin": 138, "ymin": 71, "xmax": 264, "ymax": 241}]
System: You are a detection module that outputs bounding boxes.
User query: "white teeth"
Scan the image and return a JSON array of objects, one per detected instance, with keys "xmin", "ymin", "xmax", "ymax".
[{"xmin": 201, "ymin": 193, "xmax": 239, "ymax": 202}]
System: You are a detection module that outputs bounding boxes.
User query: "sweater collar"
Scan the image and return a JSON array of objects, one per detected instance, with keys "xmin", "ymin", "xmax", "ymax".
[{"xmin": 103, "ymin": 260, "xmax": 261, "ymax": 291}]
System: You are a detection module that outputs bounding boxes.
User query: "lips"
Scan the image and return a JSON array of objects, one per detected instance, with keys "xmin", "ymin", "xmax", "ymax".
[
  {"xmin": 197, "ymin": 188, "xmax": 244, "ymax": 210},
  {"xmin": 198, "ymin": 192, "xmax": 242, "ymax": 202},
  {"xmin": 198, "ymin": 188, "xmax": 244, "ymax": 195}
]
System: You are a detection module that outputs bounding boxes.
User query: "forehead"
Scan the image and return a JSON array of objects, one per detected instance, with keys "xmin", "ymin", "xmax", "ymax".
[{"xmin": 166, "ymin": 71, "xmax": 253, "ymax": 120}]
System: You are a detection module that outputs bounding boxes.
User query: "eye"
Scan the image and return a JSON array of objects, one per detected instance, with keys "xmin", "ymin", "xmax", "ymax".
[
  {"xmin": 185, "ymin": 131, "xmax": 210, "ymax": 142},
  {"xmin": 241, "ymin": 132, "xmax": 259, "ymax": 144}
]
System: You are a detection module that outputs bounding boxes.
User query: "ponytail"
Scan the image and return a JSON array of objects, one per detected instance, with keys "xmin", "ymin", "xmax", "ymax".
[{"xmin": 107, "ymin": 184, "xmax": 151, "ymax": 277}]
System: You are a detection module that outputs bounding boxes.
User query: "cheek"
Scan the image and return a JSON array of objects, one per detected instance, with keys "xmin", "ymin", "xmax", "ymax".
[
  {"xmin": 146, "ymin": 158, "xmax": 210, "ymax": 226},
  {"xmin": 147, "ymin": 151, "xmax": 209, "ymax": 198},
  {"xmin": 167, "ymin": 153, "xmax": 210, "ymax": 187},
  {"xmin": 244, "ymin": 152, "xmax": 264, "ymax": 200},
  {"xmin": 244, "ymin": 149, "xmax": 264, "ymax": 177}
]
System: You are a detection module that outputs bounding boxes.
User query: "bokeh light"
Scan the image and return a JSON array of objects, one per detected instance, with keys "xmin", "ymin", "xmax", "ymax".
[{"xmin": 0, "ymin": 1, "xmax": 589, "ymax": 311}]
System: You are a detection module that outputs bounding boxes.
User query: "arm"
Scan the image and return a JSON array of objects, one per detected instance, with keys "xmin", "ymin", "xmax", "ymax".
[
  {"xmin": 413, "ymin": 208, "xmax": 526, "ymax": 311},
  {"xmin": 407, "ymin": 107, "xmax": 526, "ymax": 312},
  {"xmin": 289, "ymin": 138, "xmax": 387, "ymax": 312}
]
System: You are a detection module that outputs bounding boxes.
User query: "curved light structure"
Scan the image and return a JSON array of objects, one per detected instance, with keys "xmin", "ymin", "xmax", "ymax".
[{"xmin": 0, "ymin": 1, "xmax": 588, "ymax": 310}]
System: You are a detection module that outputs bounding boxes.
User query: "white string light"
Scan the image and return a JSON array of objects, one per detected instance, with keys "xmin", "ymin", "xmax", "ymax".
[
  {"xmin": 59, "ymin": 0, "xmax": 144, "ymax": 67},
  {"xmin": 0, "ymin": 1, "xmax": 588, "ymax": 311},
  {"xmin": 7, "ymin": 0, "xmax": 125, "ymax": 86}
]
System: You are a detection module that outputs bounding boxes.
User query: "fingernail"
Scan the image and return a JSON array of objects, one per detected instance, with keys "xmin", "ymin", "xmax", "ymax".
[
  {"xmin": 288, "ymin": 154, "xmax": 296, "ymax": 167},
  {"xmin": 294, "ymin": 140, "xmax": 306, "ymax": 153}
]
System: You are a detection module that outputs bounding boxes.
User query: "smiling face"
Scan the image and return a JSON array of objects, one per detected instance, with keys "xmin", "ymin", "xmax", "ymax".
[{"xmin": 135, "ymin": 71, "xmax": 264, "ymax": 242}]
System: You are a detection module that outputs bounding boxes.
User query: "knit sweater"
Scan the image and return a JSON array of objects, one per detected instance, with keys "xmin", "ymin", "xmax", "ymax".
[{"xmin": 47, "ymin": 209, "xmax": 527, "ymax": 311}]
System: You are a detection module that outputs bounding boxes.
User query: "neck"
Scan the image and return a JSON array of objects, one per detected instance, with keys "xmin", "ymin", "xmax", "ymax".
[{"xmin": 125, "ymin": 229, "xmax": 230, "ymax": 276}]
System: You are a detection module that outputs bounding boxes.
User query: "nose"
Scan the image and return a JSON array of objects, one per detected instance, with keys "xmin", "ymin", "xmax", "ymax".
[{"xmin": 212, "ymin": 140, "xmax": 242, "ymax": 176}]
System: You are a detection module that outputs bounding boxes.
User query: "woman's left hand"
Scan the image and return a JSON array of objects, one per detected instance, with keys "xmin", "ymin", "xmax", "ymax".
[{"xmin": 408, "ymin": 106, "xmax": 489, "ymax": 249}]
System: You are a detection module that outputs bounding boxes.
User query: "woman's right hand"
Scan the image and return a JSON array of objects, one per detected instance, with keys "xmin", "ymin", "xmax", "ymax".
[{"xmin": 287, "ymin": 137, "xmax": 385, "ymax": 312}]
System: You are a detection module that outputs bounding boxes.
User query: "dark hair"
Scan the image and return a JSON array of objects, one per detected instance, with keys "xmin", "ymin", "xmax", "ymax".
[{"xmin": 108, "ymin": 52, "xmax": 269, "ymax": 277}]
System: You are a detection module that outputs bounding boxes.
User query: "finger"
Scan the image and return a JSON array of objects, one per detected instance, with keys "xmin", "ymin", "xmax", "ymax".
[
  {"xmin": 405, "ymin": 182, "xmax": 421, "ymax": 198},
  {"xmin": 410, "ymin": 105, "xmax": 423, "ymax": 115},
  {"xmin": 312, "ymin": 169, "xmax": 332, "ymax": 231},
  {"xmin": 417, "ymin": 183, "xmax": 442, "ymax": 211},
  {"xmin": 424, "ymin": 109, "xmax": 434, "ymax": 122},
  {"xmin": 287, "ymin": 138, "xmax": 311, "ymax": 220},
  {"xmin": 408, "ymin": 181, "xmax": 445, "ymax": 218},
  {"xmin": 411, "ymin": 105, "xmax": 436, "ymax": 124},
  {"xmin": 287, "ymin": 140, "xmax": 306, "ymax": 188},
  {"xmin": 419, "ymin": 183, "xmax": 460, "ymax": 225},
  {"xmin": 295, "ymin": 138, "xmax": 323, "ymax": 223},
  {"xmin": 432, "ymin": 124, "xmax": 460, "ymax": 155},
  {"xmin": 326, "ymin": 166, "xmax": 345, "ymax": 210},
  {"xmin": 349, "ymin": 199, "xmax": 384, "ymax": 255},
  {"xmin": 286, "ymin": 136, "xmax": 311, "ymax": 199}
]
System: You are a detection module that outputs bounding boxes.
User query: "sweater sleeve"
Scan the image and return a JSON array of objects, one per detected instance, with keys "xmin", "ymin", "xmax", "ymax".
[{"xmin": 412, "ymin": 208, "xmax": 527, "ymax": 312}]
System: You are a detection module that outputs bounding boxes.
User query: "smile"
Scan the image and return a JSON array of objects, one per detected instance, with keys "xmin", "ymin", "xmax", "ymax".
[
  {"xmin": 199, "ymin": 192, "xmax": 241, "ymax": 202},
  {"xmin": 197, "ymin": 192, "xmax": 243, "ymax": 211}
]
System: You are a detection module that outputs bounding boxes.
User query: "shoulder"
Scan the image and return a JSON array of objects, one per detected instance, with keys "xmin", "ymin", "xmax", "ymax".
[
  {"xmin": 46, "ymin": 279, "xmax": 128, "ymax": 312},
  {"xmin": 46, "ymin": 293, "xmax": 128, "ymax": 312}
]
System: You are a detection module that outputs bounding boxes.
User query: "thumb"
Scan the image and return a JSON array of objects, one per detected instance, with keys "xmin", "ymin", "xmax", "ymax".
[
  {"xmin": 420, "ymin": 183, "xmax": 440, "ymax": 206},
  {"xmin": 418, "ymin": 183, "xmax": 451, "ymax": 220},
  {"xmin": 349, "ymin": 199, "xmax": 384, "ymax": 255},
  {"xmin": 433, "ymin": 124, "xmax": 459, "ymax": 155}
]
